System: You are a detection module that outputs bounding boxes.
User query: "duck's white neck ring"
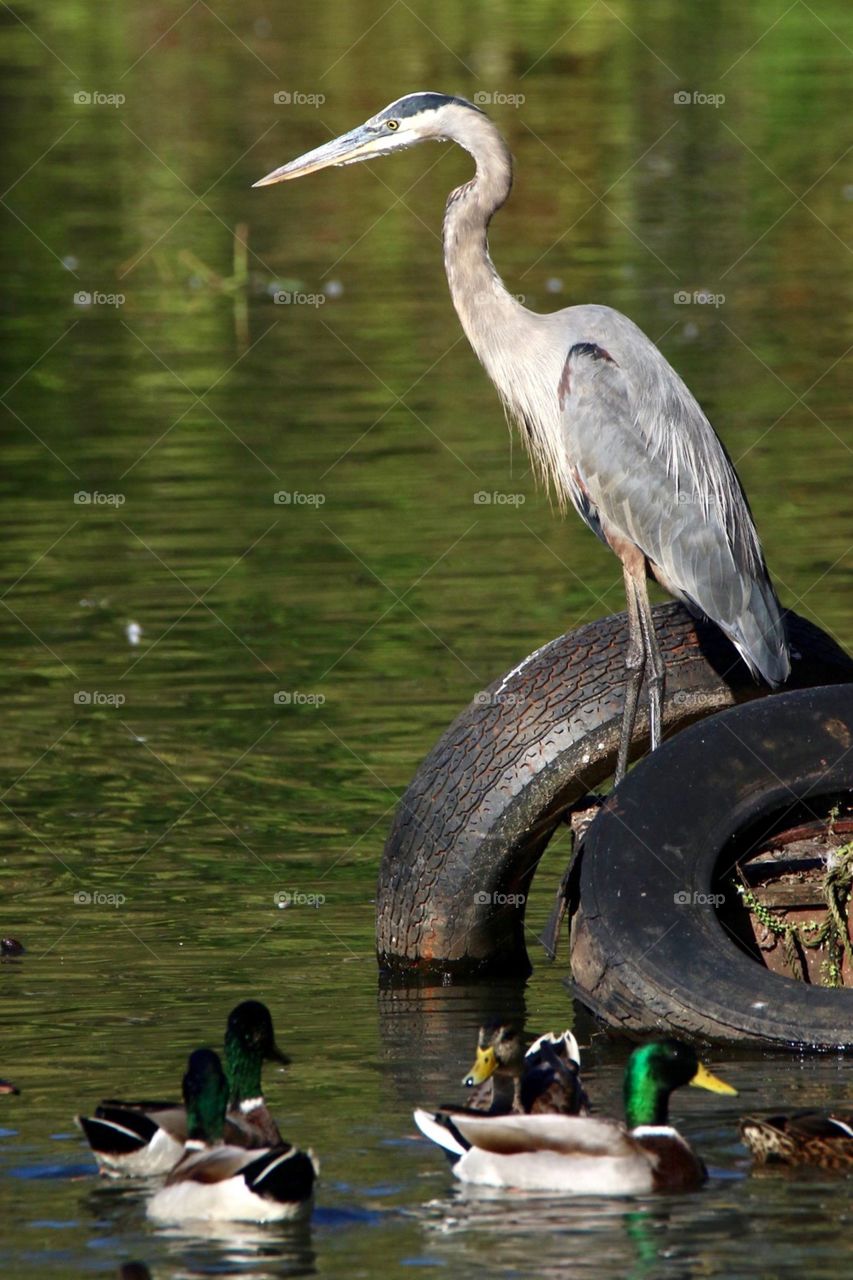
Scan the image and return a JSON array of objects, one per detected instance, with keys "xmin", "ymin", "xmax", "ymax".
[{"xmin": 239, "ymin": 1095, "xmax": 264, "ymax": 1113}]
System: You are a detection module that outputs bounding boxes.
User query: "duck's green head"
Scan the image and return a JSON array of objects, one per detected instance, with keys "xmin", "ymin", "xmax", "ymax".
[
  {"xmin": 224, "ymin": 1000, "xmax": 290, "ymax": 1107},
  {"xmin": 183, "ymin": 1048, "xmax": 229, "ymax": 1144},
  {"xmin": 463, "ymin": 1019, "xmax": 525, "ymax": 1087},
  {"xmin": 623, "ymin": 1039, "xmax": 736, "ymax": 1129}
]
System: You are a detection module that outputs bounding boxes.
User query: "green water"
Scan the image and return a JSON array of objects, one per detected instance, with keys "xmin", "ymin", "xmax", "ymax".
[{"xmin": 1, "ymin": 1, "xmax": 851, "ymax": 1276}]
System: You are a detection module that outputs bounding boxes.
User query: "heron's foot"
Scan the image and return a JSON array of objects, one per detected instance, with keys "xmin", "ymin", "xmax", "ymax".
[{"xmin": 543, "ymin": 797, "xmax": 605, "ymax": 960}]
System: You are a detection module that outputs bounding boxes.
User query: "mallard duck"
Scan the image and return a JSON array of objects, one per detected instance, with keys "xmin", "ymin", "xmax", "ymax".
[
  {"xmin": 415, "ymin": 1038, "xmax": 736, "ymax": 1194},
  {"xmin": 460, "ymin": 1020, "xmax": 588, "ymax": 1115},
  {"xmin": 740, "ymin": 1110, "xmax": 853, "ymax": 1169},
  {"xmin": 77, "ymin": 1000, "xmax": 288, "ymax": 1176},
  {"xmin": 146, "ymin": 1048, "xmax": 317, "ymax": 1224}
]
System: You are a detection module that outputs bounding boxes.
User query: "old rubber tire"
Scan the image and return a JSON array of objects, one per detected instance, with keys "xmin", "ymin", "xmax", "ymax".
[
  {"xmin": 571, "ymin": 684, "xmax": 853, "ymax": 1049},
  {"xmin": 376, "ymin": 603, "xmax": 853, "ymax": 977}
]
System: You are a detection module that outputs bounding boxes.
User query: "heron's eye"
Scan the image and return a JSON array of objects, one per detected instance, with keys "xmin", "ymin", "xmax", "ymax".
[{"xmin": 386, "ymin": 119, "xmax": 399, "ymax": 131}]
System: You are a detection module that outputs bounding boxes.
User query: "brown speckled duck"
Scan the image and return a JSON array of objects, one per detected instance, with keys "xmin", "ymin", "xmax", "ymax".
[{"xmin": 741, "ymin": 1110, "xmax": 853, "ymax": 1170}]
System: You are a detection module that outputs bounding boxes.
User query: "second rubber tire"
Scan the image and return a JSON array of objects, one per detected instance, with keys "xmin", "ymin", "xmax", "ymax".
[{"xmin": 570, "ymin": 684, "xmax": 853, "ymax": 1049}]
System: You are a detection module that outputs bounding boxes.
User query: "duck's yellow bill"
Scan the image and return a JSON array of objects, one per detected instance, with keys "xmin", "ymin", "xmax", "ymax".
[
  {"xmin": 691, "ymin": 1061, "xmax": 737, "ymax": 1095},
  {"xmin": 463, "ymin": 1046, "xmax": 496, "ymax": 1087}
]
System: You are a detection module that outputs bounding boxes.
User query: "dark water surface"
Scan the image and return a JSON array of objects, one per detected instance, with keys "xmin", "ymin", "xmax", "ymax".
[{"xmin": 1, "ymin": 1, "xmax": 851, "ymax": 1276}]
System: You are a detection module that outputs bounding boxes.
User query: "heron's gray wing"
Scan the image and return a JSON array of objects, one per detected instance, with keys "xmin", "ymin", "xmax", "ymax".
[{"xmin": 559, "ymin": 341, "xmax": 789, "ymax": 684}]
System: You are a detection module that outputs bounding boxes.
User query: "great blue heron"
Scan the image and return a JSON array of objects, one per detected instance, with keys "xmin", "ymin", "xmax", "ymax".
[{"xmin": 255, "ymin": 93, "xmax": 790, "ymax": 780}]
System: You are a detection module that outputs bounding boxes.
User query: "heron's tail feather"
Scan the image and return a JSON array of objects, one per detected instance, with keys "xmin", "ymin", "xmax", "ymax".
[{"xmin": 727, "ymin": 577, "xmax": 790, "ymax": 687}]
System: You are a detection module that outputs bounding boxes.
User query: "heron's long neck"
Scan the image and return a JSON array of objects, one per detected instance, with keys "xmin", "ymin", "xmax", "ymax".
[
  {"xmin": 442, "ymin": 116, "xmax": 520, "ymax": 363},
  {"xmin": 442, "ymin": 115, "xmax": 569, "ymax": 499}
]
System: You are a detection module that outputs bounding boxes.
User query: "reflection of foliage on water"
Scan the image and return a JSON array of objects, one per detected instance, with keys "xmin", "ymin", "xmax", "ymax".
[{"xmin": 624, "ymin": 1208, "xmax": 663, "ymax": 1277}]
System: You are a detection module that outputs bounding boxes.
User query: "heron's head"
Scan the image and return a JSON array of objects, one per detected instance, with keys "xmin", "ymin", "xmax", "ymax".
[{"xmin": 253, "ymin": 92, "xmax": 486, "ymax": 187}]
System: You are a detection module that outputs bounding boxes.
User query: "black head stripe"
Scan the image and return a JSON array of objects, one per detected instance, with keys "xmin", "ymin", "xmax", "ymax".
[{"xmin": 376, "ymin": 92, "xmax": 485, "ymax": 121}]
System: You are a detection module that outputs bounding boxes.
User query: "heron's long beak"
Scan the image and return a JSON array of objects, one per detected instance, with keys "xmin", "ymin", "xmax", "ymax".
[
  {"xmin": 253, "ymin": 125, "xmax": 381, "ymax": 186},
  {"xmin": 690, "ymin": 1061, "xmax": 737, "ymax": 1096}
]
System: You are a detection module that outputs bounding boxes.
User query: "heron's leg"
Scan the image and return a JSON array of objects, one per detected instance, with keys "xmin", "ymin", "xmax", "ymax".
[
  {"xmin": 615, "ymin": 557, "xmax": 646, "ymax": 783},
  {"xmin": 633, "ymin": 570, "xmax": 666, "ymax": 751}
]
